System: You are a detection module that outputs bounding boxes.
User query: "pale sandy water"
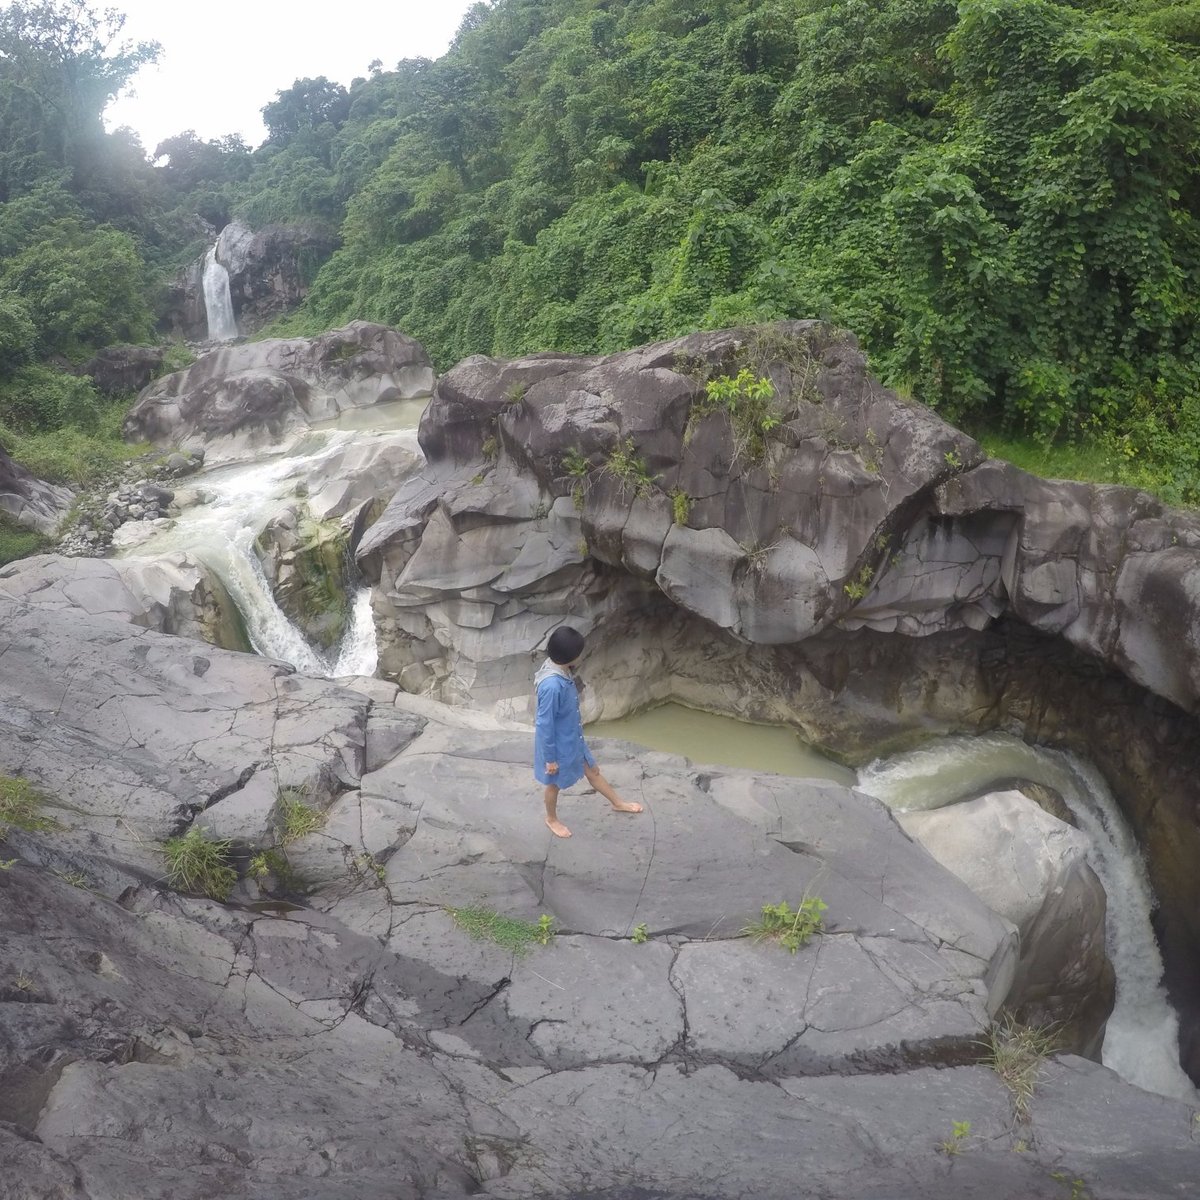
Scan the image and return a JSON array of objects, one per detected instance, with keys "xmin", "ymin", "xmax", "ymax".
[{"xmin": 587, "ymin": 702, "xmax": 855, "ymax": 783}]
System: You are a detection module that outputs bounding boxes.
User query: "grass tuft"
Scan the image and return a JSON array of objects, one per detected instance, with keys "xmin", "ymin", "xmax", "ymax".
[
  {"xmin": 162, "ymin": 827, "xmax": 237, "ymax": 901},
  {"xmin": 0, "ymin": 775, "xmax": 59, "ymax": 833},
  {"xmin": 981, "ymin": 1015, "xmax": 1059, "ymax": 1122},
  {"xmin": 448, "ymin": 906, "xmax": 552, "ymax": 956},
  {"xmin": 277, "ymin": 787, "xmax": 326, "ymax": 842}
]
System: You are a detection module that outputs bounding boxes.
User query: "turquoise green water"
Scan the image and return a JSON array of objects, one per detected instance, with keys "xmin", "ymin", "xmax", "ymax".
[{"xmin": 587, "ymin": 702, "xmax": 854, "ymax": 783}]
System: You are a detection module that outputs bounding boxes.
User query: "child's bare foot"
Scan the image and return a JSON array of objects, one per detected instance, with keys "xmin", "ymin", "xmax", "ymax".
[
  {"xmin": 610, "ymin": 800, "xmax": 643, "ymax": 814},
  {"xmin": 546, "ymin": 816, "xmax": 572, "ymax": 837}
]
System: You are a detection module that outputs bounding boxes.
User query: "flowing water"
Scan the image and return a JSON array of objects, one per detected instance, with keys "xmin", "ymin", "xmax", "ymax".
[
  {"xmin": 122, "ymin": 405, "xmax": 422, "ymax": 679},
  {"xmin": 202, "ymin": 245, "xmax": 238, "ymax": 342},
  {"xmin": 857, "ymin": 732, "xmax": 1199, "ymax": 1103},
  {"xmin": 587, "ymin": 702, "xmax": 855, "ymax": 783}
]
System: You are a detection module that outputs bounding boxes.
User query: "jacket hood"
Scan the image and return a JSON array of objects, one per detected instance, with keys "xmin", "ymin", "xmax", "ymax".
[{"xmin": 534, "ymin": 658, "xmax": 571, "ymax": 689}]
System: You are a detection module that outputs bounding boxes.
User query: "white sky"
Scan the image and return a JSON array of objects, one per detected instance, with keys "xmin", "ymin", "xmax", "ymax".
[{"xmin": 103, "ymin": 0, "xmax": 480, "ymax": 155}]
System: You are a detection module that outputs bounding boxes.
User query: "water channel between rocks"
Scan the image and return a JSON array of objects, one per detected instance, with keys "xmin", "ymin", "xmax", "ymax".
[{"xmin": 118, "ymin": 399, "xmax": 425, "ymax": 677}]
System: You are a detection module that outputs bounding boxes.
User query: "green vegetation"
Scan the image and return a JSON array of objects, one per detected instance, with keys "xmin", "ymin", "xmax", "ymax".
[
  {"xmin": 0, "ymin": 514, "xmax": 47, "ymax": 567},
  {"xmin": 277, "ymin": 787, "xmax": 327, "ymax": 842},
  {"xmin": 743, "ymin": 896, "xmax": 827, "ymax": 953},
  {"xmin": 3, "ymin": 0, "xmax": 1200, "ymax": 503},
  {"xmin": 937, "ymin": 1119, "xmax": 972, "ymax": 1157},
  {"xmin": 843, "ymin": 563, "xmax": 875, "ymax": 602},
  {"xmin": 670, "ymin": 488, "xmax": 691, "ymax": 525},
  {"xmin": 692, "ymin": 369, "xmax": 781, "ymax": 463},
  {"xmin": 0, "ymin": 775, "xmax": 59, "ymax": 833},
  {"xmin": 604, "ymin": 437, "xmax": 656, "ymax": 498},
  {"xmin": 161, "ymin": 826, "xmax": 237, "ymax": 901},
  {"xmin": 562, "ymin": 447, "xmax": 590, "ymax": 478},
  {"xmin": 448, "ymin": 905, "xmax": 554, "ymax": 955},
  {"xmin": 982, "ymin": 1016, "xmax": 1060, "ymax": 1122},
  {"xmin": 631, "ymin": 922, "xmax": 649, "ymax": 944}
]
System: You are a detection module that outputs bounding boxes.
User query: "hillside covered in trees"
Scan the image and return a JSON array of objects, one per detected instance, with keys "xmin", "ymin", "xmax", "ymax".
[{"xmin": 2, "ymin": 0, "xmax": 1200, "ymax": 499}]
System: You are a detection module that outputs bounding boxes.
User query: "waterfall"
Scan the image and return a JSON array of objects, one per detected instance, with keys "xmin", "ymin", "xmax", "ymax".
[
  {"xmin": 857, "ymin": 733, "xmax": 1199, "ymax": 1103},
  {"xmin": 120, "ymin": 430, "xmax": 401, "ymax": 682},
  {"xmin": 202, "ymin": 245, "xmax": 238, "ymax": 342}
]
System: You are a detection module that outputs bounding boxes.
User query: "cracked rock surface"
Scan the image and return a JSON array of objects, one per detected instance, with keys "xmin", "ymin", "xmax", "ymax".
[{"xmin": 1, "ymin": 593, "xmax": 1197, "ymax": 1197}]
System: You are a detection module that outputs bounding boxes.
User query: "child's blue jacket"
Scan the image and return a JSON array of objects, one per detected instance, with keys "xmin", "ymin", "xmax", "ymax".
[{"xmin": 533, "ymin": 659, "xmax": 596, "ymax": 787}]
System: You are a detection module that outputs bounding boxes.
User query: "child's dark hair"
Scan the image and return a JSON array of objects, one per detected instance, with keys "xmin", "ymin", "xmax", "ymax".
[{"xmin": 547, "ymin": 625, "xmax": 585, "ymax": 665}]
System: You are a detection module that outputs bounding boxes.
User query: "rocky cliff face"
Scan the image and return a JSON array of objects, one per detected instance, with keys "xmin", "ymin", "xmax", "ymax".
[{"xmin": 159, "ymin": 219, "xmax": 337, "ymax": 340}]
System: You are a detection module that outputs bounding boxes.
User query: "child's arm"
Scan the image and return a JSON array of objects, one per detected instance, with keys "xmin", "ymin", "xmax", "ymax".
[{"xmin": 535, "ymin": 679, "xmax": 560, "ymax": 773}]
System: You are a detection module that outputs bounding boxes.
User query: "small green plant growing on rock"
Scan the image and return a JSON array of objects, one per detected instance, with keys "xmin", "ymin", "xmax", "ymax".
[
  {"xmin": 277, "ymin": 787, "xmax": 326, "ymax": 843},
  {"xmin": 447, "ymin": 906, "xmax": 549, "ymax": 957},
  {"xmin": 0, "ymin": 775, "xmax": 60, "ymax": 834},
  {"xmin": 562, "ymin": 447, "xmax": 590, "ymax": 477},
  {"xmin": 937, "ymin": 1119, "xmax": 972, "ymax": 1156},
  {"xmin": 670, "ymin": 488, "xmax": 692, "ymax": 525},
  {"xmin": 504, "ymin": 382, "xmax": 527, "ymax": 406},
  {"xmin": 162, "ymin": 827, "xmax": 237, "ymax": 901},
  {"xmin": 631, "ymin": 923, "xmax": 649, "ymax": 945},
  {"xmin": 604, "ymin": 437, "xmax": 655, "ymax": 498},
  {"xmin": 693, "ymin": 368, "xmax": 781, "ymax": 463},
  {"xmin": 843, "ymin": 563, "xmax": 875, "ymax": 601},
  {"xmin": 54, "ymin": 868, "xmax": 89, "ymax": 889},
  {"xmin": 536, "ymin": 913, "xmax": 555, "ymax": 945},
  {"xmin": 0, "ymin": 859, "xmax": 17, "ymax": 871},
  {"xmin": 744, "ymin": 896, "xmax": 827, "ymax": 953},
  {"xmin": 14, "ymin": 972, "xmax": 35, "ymax": 992},
  {"xmin": 944, "ymin": 449, "xmax": 963, "ymax": 470},
  {"xmin": 481, "ymin": 434, "xmax": 498, "ymax": 462},
  {"xmin": 982, "ymin": 1015, "xmax": 1059, "ymax": 1123}
]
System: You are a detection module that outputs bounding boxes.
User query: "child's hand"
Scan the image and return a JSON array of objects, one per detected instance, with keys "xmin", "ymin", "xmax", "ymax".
[{"xmin": 545, "ymin": 762, "xmax": 558, "ymax": 775}]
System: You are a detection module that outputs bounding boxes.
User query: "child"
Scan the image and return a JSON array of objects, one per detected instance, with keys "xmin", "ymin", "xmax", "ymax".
[{"xmin": 533, "ymin": 626, "xmax": 643, "ymax": 838}]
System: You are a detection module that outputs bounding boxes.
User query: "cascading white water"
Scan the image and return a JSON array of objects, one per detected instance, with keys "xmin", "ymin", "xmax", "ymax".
[
  {"xmin": 202, "ymin": 245, "xmax": 238, "ymax": 342},
  {"xmin": 857, "ymin": 732, "xmax": 1199, "ymax": 1103},
  {"xmin": 122, "ymin": 420, "xmax": 420, "ymax": 681}
]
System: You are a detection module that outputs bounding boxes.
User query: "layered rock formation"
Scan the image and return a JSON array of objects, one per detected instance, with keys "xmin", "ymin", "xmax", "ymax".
[
  {"xmin": 123, "ymin": 321, "xmax": 435, "ymax": 459},
  {"xmin": 2, "ymin": 588, "xmax": 1196, "ymax": 1198}
]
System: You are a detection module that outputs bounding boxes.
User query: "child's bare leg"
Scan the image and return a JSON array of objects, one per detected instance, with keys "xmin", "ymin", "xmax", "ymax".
[
  {"xmin": 584, "ymin": 764, "xmax": 642, "ymax": 813},
  {"xmin": 544, "ymin": 784, "xmax": 571, "ymax": 837}
]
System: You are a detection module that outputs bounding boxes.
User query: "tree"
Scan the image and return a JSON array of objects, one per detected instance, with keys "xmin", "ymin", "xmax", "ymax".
[{"xmin": 0, "ymin": 0, "xmax": 159, "ymax": 201}]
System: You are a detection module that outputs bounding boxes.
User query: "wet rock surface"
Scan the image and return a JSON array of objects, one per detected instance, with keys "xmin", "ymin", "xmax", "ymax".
[{"xmin": 1, "ymin": 591, "xmax": 1197, "ymax": 1198}]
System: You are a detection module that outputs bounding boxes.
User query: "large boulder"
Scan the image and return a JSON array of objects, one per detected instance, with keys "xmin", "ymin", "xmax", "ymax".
[
  {"xmin": 122, "ymin": 322, "xmax": 435, "ymax": 458},
  {"xmin": 899, "ymin": 789, "xmax": 1114, "ymax": 1055},
  {"xmin": 0, "ymin": 593, "xmax": 1196, "ymax": 1198},
  {"xmin": 0, "ymin": 445, "xmax": 73, "ymax": 535},
  {"xmin": 81, "ymin": 343, "xmax": 166, "ymax": 396}
]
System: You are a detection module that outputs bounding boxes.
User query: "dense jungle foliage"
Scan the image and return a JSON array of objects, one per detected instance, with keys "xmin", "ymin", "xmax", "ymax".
[{"xmin": 2, "ymin": 0, "xmax": 1200, "ymax": 499}]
